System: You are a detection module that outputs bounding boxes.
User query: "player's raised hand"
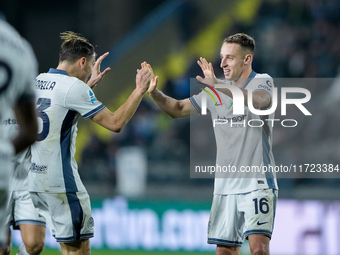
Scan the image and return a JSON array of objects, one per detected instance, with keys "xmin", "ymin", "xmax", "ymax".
[
  {"xmin": 141, "ymin": 62, "xmax": 158, "ymax": 94},
  {"xmin": 196, "ymin": 57, "xmax": 217, "ymax": 87},
  {"xmin": 136, "ymin": 62, "xmax": 154, "ymax": 94},
  {"xmin": 87, "ymin": 52, "xmax": 111, "ymax": 88}
]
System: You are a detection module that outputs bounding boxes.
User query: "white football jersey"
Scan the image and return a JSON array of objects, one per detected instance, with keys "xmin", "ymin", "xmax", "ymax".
[
  {"xmin": 190, "ymin": 72, "xmax": 278, "ymax": 194},
  {"xmin": 0, "ymin": 18, "xmax": 37, "ymax": 190},
  {"xmin": 28, "ymin": 68, "xmax": 106, "ymax": 193}
]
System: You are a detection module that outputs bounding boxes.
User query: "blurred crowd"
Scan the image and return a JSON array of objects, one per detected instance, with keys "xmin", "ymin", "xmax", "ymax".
[{"xmin": 79, "ymin": 0, "xmax": 340, "ymax": 194}]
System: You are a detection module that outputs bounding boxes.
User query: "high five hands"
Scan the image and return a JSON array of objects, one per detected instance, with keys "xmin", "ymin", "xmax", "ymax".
[
  {"xmin": 136, "ymin": 62, "xmax": 156, "ymax": 94},
  {"xmin": 140, "ymin": 61, "xmax": 158, "ymax": 94}
]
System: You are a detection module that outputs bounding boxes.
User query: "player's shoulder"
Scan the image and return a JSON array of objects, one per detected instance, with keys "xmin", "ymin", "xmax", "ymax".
[
  {"xmin": 254, "ymin": 73, "xmax": 273, "ymax": 80},
  {"xmin": 251, "ymin": 72, "xmax": 274, "ymax": 87},
  {"xmin": 61, "ymin": 76, "xmax": 94, "ymax": 100}
]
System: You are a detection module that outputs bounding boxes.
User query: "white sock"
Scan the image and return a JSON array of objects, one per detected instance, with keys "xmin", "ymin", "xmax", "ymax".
[{"xmin": 17, "ymin": 244, "xmax": 30, "ymax": 255}]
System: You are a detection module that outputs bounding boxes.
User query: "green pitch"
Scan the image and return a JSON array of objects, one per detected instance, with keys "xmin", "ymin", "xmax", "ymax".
[
  {"xmin": 11, "ymin": 247, "xmax": 250, "ymax": 255},
  {"xmin": 11, "ymin": 248, "xmax": 216, "ymax": 254}
]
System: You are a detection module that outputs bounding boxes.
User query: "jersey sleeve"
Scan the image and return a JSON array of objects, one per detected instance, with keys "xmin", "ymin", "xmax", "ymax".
[
  {"xmin": 64, "ymin": 80, "xmax": 106, "ymax": 119},
  {"xmin": 189, "ymin": 90, "xmax": 215, "ymax": 115},
  {"xmin": 248, "ymin": 74, "xmax": 274, "ymax": 109},
  {"xmin": 250, "ymin": 74, "xmax": 274, "ymax": 98}
]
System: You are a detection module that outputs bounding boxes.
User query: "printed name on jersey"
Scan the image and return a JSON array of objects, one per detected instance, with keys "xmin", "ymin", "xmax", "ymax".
[
  {"xmin": 35, "ymin": 79, "xmax": 56, "ymax": 90},
  {"xmin": 29, "ymin": 163, "xmax": 47, "ymax": 174},
  {"xmin": 88, "ymin": 90, "xmax": 97, "ymax": 104}
]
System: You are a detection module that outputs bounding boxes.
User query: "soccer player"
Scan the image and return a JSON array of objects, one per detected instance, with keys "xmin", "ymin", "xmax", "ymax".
[
  {"xmin": 147, "ymin": 33, "xmax": 278, "ymax": 255},
  {"xmin": 0, "ymin": 112, "xmax": 46, "ymax": 255},
  {"xmin": 27, "ymin": 31, "xmax": 153, "ymax": 255},
  {"xmin": 0, "ymin": 16, "xmax": 38, "ymax": 253}
]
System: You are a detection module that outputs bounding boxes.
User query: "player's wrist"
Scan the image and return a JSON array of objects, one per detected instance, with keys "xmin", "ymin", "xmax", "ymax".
[
  {"xmin": 149, "ymin": 88, "xmax": 160, "ymax": 97},
  {"xmin": 134, "ymin": 86, "xmax": 148, "ymax": 96}
]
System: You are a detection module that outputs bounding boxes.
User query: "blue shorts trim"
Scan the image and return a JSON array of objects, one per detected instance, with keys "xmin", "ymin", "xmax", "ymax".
[
  {"xmin": 208, "ymin": 238, "xmax": 243, "ymax": 247},
  {"xmin": 14, "ymin": 219, "xmax": 46, "ymax": 228},
  {"xmin": 244, "ymin": 230, "xmax": 272, "ymax": 239},
  {"xmin": 56, "ymin": 233, "xmax": 94, "ymax": 243}
]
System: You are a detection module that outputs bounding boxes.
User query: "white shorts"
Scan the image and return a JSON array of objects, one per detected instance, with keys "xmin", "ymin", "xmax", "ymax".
[
  {"xmin": 208, "ymin": 189, "xmax": 278, "ymax": 247},
  {"xmin": 6, "ymin": 190, "xmax": 46, "ymax": 229},
  {"xmin": 30, "ymin": 191, "xmax": 94, "ymax": 243}
]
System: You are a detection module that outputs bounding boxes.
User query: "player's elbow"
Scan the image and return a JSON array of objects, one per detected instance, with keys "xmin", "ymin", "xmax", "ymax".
[
  {"xmin": 109, "ymin": 123, "xmax": 123, "ymax": 133},
  {"xmin": 167, "ymin": 101, "xmax": 187, "ymax": 119},
  {"xmin": 251, "ymin": 92, "xmax": 271, "ymax": 109},
  {"xmin": 112, "ymin": 126, "xmax": 123, "ymax": 133},
  {"xmin": 167, "ymin": 112, "xmax": 181, "ymax": 119},
  {"xmin": 251, "ymin": 97, "xmax": 270, "ymax": 110}
]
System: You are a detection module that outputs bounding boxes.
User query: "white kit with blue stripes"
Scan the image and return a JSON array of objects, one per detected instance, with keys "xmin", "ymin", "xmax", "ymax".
[
  {"xmin": 0, "ymin": 19, "xmax": 37, "ymax": 190},
  {"xmin": 189, "ymin": 71, "xmax": 278, "ymax": 195},
  {"xmin": 28, "ymin": 68, "xmax": 106, "ymax": 193},
  {"xmin": 0, "ymin": 17, "xmax": 38, "ymax": 246}
]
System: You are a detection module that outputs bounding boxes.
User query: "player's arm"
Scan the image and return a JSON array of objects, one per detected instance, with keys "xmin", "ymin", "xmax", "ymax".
[
  {"xmin": 91, "ymin": 67, "xmax": 153, "ymax": 132},
  {"xmin": 250, "ymin": 90, "xmax": 271, "ymax": 109},
  {"xmin": 144, "ymin": 62, "xmax": 196, "ymax": 119},
  {"xmin": 12, "ymin": 96, "xmax": 38, "ymax": 154},
  {"xmin": 150, "ymin": 89, "xmax": 195, "ymax": 119}
]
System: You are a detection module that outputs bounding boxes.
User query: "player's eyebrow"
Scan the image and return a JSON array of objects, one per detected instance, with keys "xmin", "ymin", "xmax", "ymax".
[{"xmin": 220, "ymin": 54, "xmax": 235, "ymax": 58}]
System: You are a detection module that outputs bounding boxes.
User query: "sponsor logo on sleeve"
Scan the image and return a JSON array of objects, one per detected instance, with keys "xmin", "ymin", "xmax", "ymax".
[{"xmin": 88, "ymin": 90, "xmax": 97, "ymax": 104}]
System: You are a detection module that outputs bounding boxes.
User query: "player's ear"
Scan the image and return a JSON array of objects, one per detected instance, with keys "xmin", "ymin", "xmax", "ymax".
[
  {"xmin": 79, "ymin": 57, "xmax": 87, "ymax": 69},
  {"xmin": 244, "ymin": 54, "xmax": 252, "ymax": 65}
]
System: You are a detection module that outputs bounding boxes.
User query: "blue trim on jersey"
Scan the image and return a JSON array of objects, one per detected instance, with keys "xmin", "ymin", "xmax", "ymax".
[
  {"xmin": 65, "ymin": 192, "xmax": 84, "ymax": 242},
  {"xmin": 244, "ymin": 230, "xmax": 272, "ymax": 239},
  {"xmin": 261, "ymin": 129, "xmax": 275, "ymax": 189},
  {"xmin": 83, "ymin": 104, "xmax": 106, "ymax": 119},
  {"xmin": 60, "ymin": 110, "xmax": 78, "ymax": 192},
  {"xmin": 208, "ymin": 238, "xmax": 243, "ymax": 247},
  {"xmin": 272, "ymin": 189, "xmax": 277, "ymax": 232},
  {"xmin": 48, "ymin": 68, "xmax": 69, "ymax": 76},
  {"xmin": 189, "ymin": 97, "xmax": 202, "ymax": 114},
  {"xmin": 242, "ymin": 71, "xmax": 257, "ymax": 89}
]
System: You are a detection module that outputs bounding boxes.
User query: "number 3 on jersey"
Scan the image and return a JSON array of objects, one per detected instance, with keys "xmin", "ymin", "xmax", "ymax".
[{"xmin": 37, "ymin": 98, "xmax": 51, "ymax": 141}]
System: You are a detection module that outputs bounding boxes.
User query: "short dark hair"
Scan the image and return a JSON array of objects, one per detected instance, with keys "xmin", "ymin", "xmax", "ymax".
[
  {"xmin": 59, "ymin": 31, "xmax": 95, "ymax": 63},
  {"xmin": 223, "ymin": 33, "xmax": 255, "ymax": 55}
]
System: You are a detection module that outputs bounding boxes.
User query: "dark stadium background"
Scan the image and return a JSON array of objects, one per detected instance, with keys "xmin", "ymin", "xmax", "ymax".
[{"xmin": 1, "ymin": 0, "xmax": 340, "ymax": 254}]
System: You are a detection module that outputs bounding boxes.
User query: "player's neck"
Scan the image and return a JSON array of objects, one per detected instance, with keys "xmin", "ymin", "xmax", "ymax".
[
  {"xmin": 233, "ymin": 68, "xmax": 253, "ymax": 88},
  {"xmin": 56, "ymin": 62, "xmax": 82, "ymax": 81}
]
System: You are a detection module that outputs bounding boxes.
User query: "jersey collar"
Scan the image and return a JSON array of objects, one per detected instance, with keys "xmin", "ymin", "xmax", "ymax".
[
  {"xmin": 48, "ymin": 68, "xmax": 69, "ymax": 76},
  {"xmin": 242, "ymin": 70, "xmax": 257, "ymax": 89}
]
